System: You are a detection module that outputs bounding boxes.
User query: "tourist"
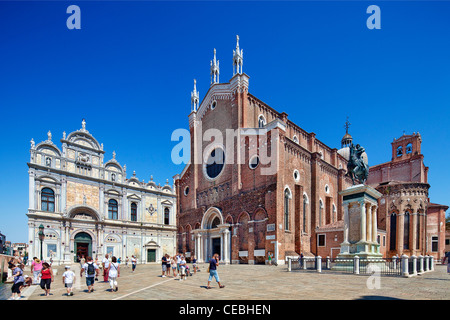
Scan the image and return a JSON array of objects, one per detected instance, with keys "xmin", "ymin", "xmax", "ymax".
[
  {"xmin": 268, "ymin": 252, "xmax": 272, "ymax": 266},
  {"xmin": 118, "ymin": 257, "xmax": 122, "ymax": 264},
  {"xmin": 108, "ymin": 256, "xmax": 120, "ymax": 292},
  {"xmin": 171, "ymin": 255, "xmax": 177, "ymax": 277},
  {"xmin": 31, "ymin": 257, "xmax": 43, "ymax": 285},
  {"xmin": 131, "ymin": 255, "xmax": 137, "ymax": 272},
  {"xmin": 444, "ymin": 251, "xmax": 450, "ymax": 274},
  {"xmin": 39, "ymin": 262, "xmax": 54, "ymax": 296},
  {"xmin": 166, "ymin": 254, "xmax": 171, "ymax": 277},
  {"xmin": 176, "ymin": 253, "xmax": 182, "ymax": 274},
  {"xmin": 80, "ymin": 256, "xmax": 99, "ymax": 293},
  {"xmin": 62, "ymin": 266, "xmax": 76, "ymax": 296},
  {"xmin": 125, "ymin": 256, "xmax": 129, "ymax": 268},
  {"xmin": 9, "ymin": 263, "xmax": 25, "ymax": 300},
  {"xmin": 80, "ymin": 255, "xmax": 86, "ymax": 267},
  {"xmin": 179, "ymin": 255, "xmax": 187, "ymax": 281},
  {"xmin": 102, "ymin": 254, "xmax": 110, "ymax": 282},
  {"xmin": 161, "ymin": 254, "xmax": 168, "ymax": 277},
  {"xmin": 206, "ymin": 253, "xmax": 224, "ymax": 289},
  {"xmin": 192, "ymin": 256, "xmax": 197, "ymax": 274}
]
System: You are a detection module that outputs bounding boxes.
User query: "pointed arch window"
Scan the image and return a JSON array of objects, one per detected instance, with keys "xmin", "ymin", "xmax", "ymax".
[
  {"xmin": 41, "ymin": 188, "xmax": 55, "ymax": 212},
  {"xmin": 302, "ymin": 194, "xmax": 308, "ymax": 233},
  {"xmin": 404, "ymin": 211, "xmax": 410, "ymax": 250},
  {"xmin": 390, "ymin": 213, "xmax": 397, "ymax": 251},
  {"xmin": 319, "ymin": 199, "xmax": 324, "ymax": 227},
  {"xmin": 130, "ymin": 202, "xmax": 137, "ymax": 222},
  {"xmin": 416, "ymin": 213, "xmax": 421, "ymax": 250},
  {"xmin": 108, "ymin": 199, "xmax": 118, "ymax": 220},
  {"xmin": 258, "ymin": 115, "xmax": 266, "ymax": 128},
  {"xmin": 284, "ymin": 188, "xmax": 291, "ymax": 231}
]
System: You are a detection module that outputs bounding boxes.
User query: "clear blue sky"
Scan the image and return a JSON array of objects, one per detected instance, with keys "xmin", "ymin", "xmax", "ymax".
[{"xmin": 0, "ymin": 1, "xmax": 449, "ymax": 243}]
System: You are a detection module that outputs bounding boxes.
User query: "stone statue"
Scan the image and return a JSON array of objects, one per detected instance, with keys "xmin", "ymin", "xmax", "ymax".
[{"xmin": 347, "ymin": 143, "xmax": 369, "ymax": 185}]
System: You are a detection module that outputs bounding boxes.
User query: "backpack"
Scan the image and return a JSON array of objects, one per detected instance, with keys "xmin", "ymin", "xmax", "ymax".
[{"xmin": 87, "ymin": 262, "xmax": 95, "ymax": 276}]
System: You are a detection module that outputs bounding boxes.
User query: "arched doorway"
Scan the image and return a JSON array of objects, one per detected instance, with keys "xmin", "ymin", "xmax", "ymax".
[
  {"xmin": 74, "ymin": 232, "xmax": 92, "ymax": 262},
  {"xmin": 198, "ymin": 207, "xmax": 231, "ymax": 263}
]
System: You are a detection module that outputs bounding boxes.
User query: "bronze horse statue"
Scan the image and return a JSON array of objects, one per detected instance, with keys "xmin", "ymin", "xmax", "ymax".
[{"xmin": 347, "ymin": 143, "xmax": 369, "ymax": 185}]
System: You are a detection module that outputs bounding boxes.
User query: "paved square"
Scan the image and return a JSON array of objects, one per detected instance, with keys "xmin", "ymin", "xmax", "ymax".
[{"xmin": 19, "ymin": 263, "xmax": 449, "ymax": 300}]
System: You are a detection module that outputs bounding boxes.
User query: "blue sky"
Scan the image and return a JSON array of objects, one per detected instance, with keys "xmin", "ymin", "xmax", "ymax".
[{"xmin": 0, "ymin": 1, "xmax": 449, "ymax": 243}]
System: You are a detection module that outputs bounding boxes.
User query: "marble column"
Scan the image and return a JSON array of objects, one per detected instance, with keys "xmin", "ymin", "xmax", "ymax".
[
  {"xmin": 343, "ymin": 202, "xmax": 349, "ymax": 244},
  {"xmin": 366, "ymin": 203, "xmax": 372, "ymax": 244},
  {"xmin": 360, "ymin": 200, "xmax": 366, "ymax": 242}
]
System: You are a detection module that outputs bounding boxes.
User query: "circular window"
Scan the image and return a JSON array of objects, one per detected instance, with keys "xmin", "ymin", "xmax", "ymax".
[
  {"xmin": 184, "ymin": 186, "xmax": 189, "ymax": 196},
  {"xmin": 325, "ymin": 184, "xmax": 330, "ymax": 194},
  {"xmin": 249, "ymin": 155, "xmax": 259, "ymax": 169},
  {"xmin": 293, "ymin": 170, "xmax": 300, "ymax": 182},
  {"xmin": 211, "ymin": 101, "xmax": 217, "ymax": 110},
  {"xmin": 205, "ymin": 147, "xmax": 225, "ymax": 179}
]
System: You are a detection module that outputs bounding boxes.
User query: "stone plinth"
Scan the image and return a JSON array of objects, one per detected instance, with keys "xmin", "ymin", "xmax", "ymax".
[{"xmin": 336, "ymin": 184, "xmax": 382, "ymax": 260}]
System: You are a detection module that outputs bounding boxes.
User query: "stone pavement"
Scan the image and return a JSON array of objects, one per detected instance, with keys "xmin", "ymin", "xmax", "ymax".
[{"xmin": 17, "ymin": 263, "xmax": 449, "ymax": 300}]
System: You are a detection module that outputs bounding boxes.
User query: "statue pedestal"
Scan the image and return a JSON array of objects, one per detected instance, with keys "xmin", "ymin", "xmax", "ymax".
[{"xmin": 333, "ymin": 185, "xmax": 382, "ymax": 270}]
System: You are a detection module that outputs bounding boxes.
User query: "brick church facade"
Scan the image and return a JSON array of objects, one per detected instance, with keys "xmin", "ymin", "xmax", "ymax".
[{"xmin": 174, "ymin": 36, "xmax": 448, "ymax": 264}]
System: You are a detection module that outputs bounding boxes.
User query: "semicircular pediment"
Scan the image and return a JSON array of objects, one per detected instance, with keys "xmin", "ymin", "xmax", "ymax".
[
  {"xmin": 66, "ymin": 131, "xmax": 101, "ymax": 151},
  {"xmin": 67, "ymin": 205, "xmax": 100, "ymax": 221}
]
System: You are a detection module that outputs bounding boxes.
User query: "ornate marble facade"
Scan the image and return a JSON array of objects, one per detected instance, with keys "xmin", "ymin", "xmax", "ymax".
[{"xmin": 27, "ymin": 120, "xmax": 177, "ymax": 265}]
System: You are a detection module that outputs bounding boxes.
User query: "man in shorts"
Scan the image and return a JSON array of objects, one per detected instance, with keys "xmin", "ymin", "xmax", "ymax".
[{"xmin": 80, "ymin": 256, "xmax": 99, "ymax": 293}]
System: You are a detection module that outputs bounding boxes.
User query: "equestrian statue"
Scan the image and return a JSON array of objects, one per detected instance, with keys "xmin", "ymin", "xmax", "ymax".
[{"xmin": 347, "ymin": 143, "xmax": 369, "ymax": 185}]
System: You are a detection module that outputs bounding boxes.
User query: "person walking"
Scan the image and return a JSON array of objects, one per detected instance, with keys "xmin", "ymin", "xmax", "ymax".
[
  {"xmin": 131, "ymin": 255, "xmax": 137, "ymax": 272},
  {"xmin": 31, "ymin": 257, "xmax": 43, "ymax": 285},
  {"xmin": 102, "ymin": 254, "xmax": 110, "ymax": 282},
  {"xmin": 80, "ymin": 255, "xmax": 86, "ymax": 268},
  {"xmin": 80, "ymin": 256, "xmax": 99, "ymax": 293},
  {"xmin": 125, "ymin": 256, "xmax": 129, "ymax": 268},
  {"xmin": 39, "ymin": 262, "xmax": 54, "ymax": 296},
  {"xmin": 206, "ymin": 253, "xmax": 224, "ymax": 289},
  {"xmin": 9, "ymin": 263, "xmax": 25, "ymax": 300},
  {"xmin": 108, "ymin": 256, "xmax": 120, "ymax": 292},
  {"xmin": 444, "ymin": 251, "xmax": 450, "ymax": 274},
  {"xmin": 62, "ymin": 266, "xmax": 76, "ymax": 296},
  {"xmin": 268, "ymin": 252, "xmax": 272, "ymax": 266}
]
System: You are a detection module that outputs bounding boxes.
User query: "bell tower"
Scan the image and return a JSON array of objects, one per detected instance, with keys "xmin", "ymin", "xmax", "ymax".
[{"xmin": 391, "ymin": 132, "xmax": 422, "ymax": 162}]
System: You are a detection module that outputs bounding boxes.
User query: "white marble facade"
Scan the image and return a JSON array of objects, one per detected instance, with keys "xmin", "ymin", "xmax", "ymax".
[{"xmin": 27, "ymin": 120, "xmax": 177, "ymax": 265}]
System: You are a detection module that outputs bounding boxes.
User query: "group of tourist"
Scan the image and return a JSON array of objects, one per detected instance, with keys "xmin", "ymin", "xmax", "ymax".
[
  {"xmin": 160, "ymin": 252, "xmax": 224, "ymax": 289},
  {"xmin": 161, "ymin": 252, "xmax": 197, "ymax": 280},
  {"xmin": 6, "ymin": 250, "xmax": 227, "ymax": 299}
]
